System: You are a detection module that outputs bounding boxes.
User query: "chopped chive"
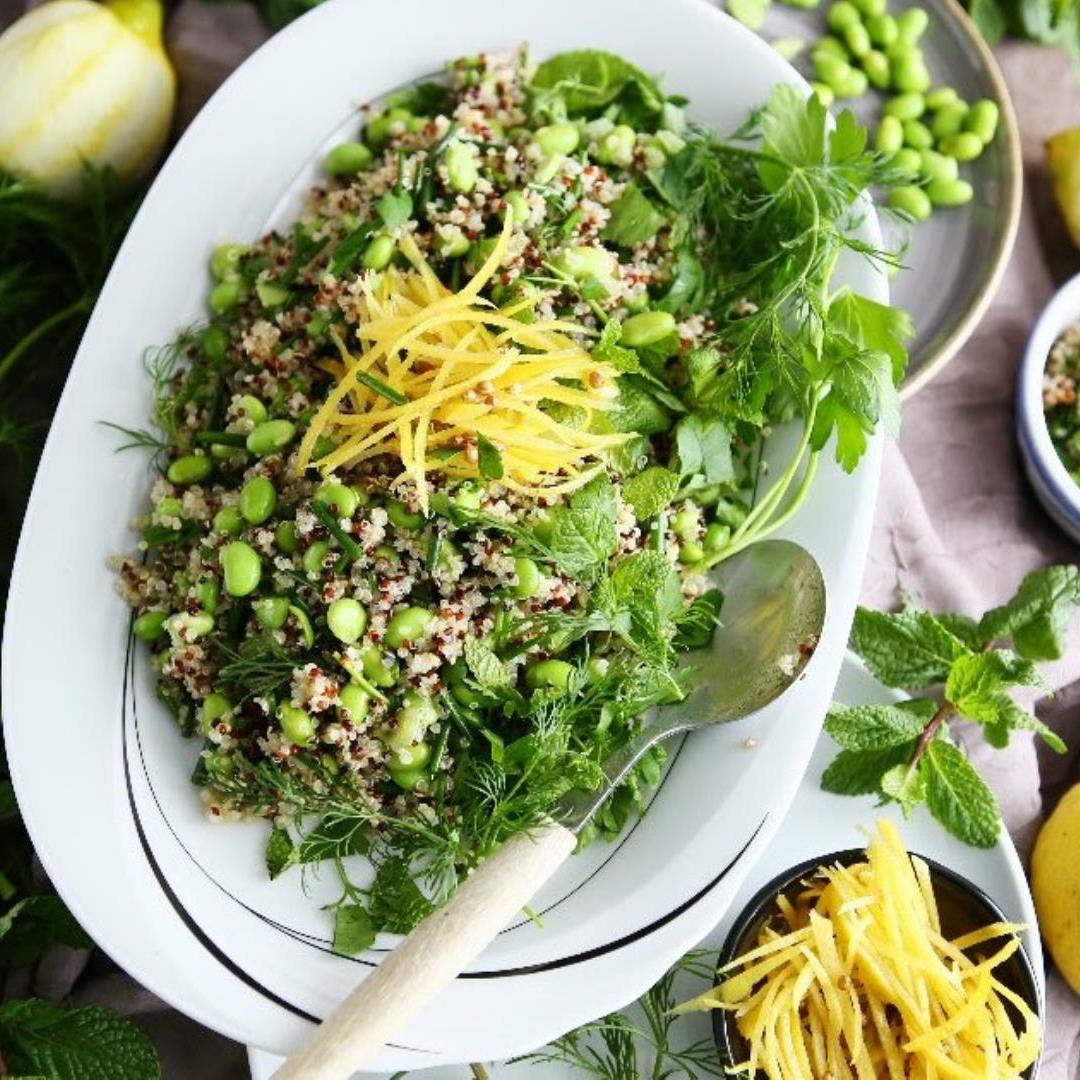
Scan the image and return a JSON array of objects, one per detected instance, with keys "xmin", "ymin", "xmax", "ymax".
[
  {"xmin": 425, "ymin": 531, "xmax": 443, "ymax": 572},
  {"xmin": 311, "ymin": 501, "xmax": 362, "ymax": 571},
  {"xmin": 194, "ymin": 430, "xmax": 248, "ymax": 447},
  {"xmin": 356, "ymin": 371, "xmax": 408, "ymax": 405}
]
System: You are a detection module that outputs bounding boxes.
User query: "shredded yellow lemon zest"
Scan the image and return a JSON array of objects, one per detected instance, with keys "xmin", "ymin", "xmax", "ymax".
[
  {"xmin": 675, "ymin": 820, "xmax": 1041, "ymax": 1079},
  {"xmin": 296, "ymin": 214, "xmax": 625, "ymax": 511}
]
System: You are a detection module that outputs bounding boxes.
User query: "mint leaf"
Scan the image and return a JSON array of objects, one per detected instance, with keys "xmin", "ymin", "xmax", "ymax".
[
  {"xmin": 0, "ymin": 897, "xmax": 91, "ymax": 968},
  {"xmin": 530, "ymin": 50, "xmax": 663, "ymax": 118},
  {"xmin": 547, "ymin": 476, "xmax": 619, "ymax": 581},
  {"xmin": 820, "ymin": 742, "xmax": 916, "ymax": 795},
  {"xmin": 0, "ymin": 1000, "xmax": 159, "ymax": 1080},
  {"xmin": 824, "ymin": 698, "xmax": 935, "ymax": 751},
  {"xmin": 376, "ymin": 187, "xmax": 413, "ymax": 229},
  {"xmin": 978, "ymin": 565, "xmax": 1080, "ymax": 661},
  {"xmin": 923, "ymin": 739, "xmax": 1001, "ymax": 848},
  {"xmin": 368, "ymin": 858, "xmax": 433, "ymax": 934},
  {"xmin": 476, "ymin": 433, "xmax": 504, "ymax": 479},
  {"xmin": 265, "ymin": 828, "xmax": 296, "ymax": 880},
  {"xmin": 934, "ymin": 612, "xmax": 986, "ymax": 651},
  {"xmin": 592, "ymin": 321, "xmax": 640, "ymax": 374},
  {"xmin": 851, "ymin": 608, "xmax": 972, "ymax": 689},
  {"xmin": 608, "ymin": 550, "xmax": 683, "ymax": 663},
  {"xmin": 602, "ymin": 183, "xmax": 665, "ymax": 247},
  {"xmin": 608, "ymin": 379, "xmax": 672, "ymax": 435},
  {"xmin": 989, "ymin": 700, "xmax": 1067, "ymax": 754},
  {"xmin": 463, "ymin": 637, "xmax": 511, "ymax": 691},
  {"xmin": 828, "ymin": 288, "xmax": 914, "ymax": 385},
  {"xmin": 675, "ymin": 412, "xmax": 733, "ymax": 486},
  {"xmin": 945, "ymin": 650, "xmax": 1040, "ymax": 720},
  {"xmin": 881, "ymin": 760, "xmax": 926, "ymax": 816},
  {"xmin": 332, "ymin": 904, "xmax": 376, "ymax": 956},
  {"xmin": 622, "ymin": 466, "xmax": 679, "ymax": 520}
]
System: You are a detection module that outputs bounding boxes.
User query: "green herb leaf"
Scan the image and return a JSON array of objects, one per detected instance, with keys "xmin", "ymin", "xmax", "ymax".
[
  {"xmin": 530, "ymin": 50, "xmax": 664, "ymax": 119},
  {"xmin": 476, "ymin": 433, "xmax": 504, "ymax": 479},
  {"xmin": 602, "ymin": 183, "xmax": 666, "ymax": 246},
  {"xmin": 982, "ymin": 700, "xmax": 1068, "ymax": 754},
  {"xmin": 945, "ymin": 651, "xmax": 1040, "ymax": 722},
  {"xmin": 367, "ymin": 858, "xmax": 434, "ymax": 934},
  {"xmin": 828, "ymin": 289, "xmax": 914, "ymax": 385},
  {"xmin": 922, "ymin": 739, "xmax": 1001, "ymax": 848},
  {"xmin": 332, "ymin": 904, "xmax": 376, "ymax": 956},
  {"xmin": 824, "ymin": 699, "xmax": 935, "ymax": 751},
  {"xmin": 820, "ymin": 743, "xmax": 917, "ymax": 796},
  {"xmin": 463, "ymin": 637, "xmax": 511, "ymax": 691},
  {"xmin": 265, "ymin": 828, "xmax": 297, "ymax": 880},
  {"xmin": 978, "ymin": 565, "xmax": 1080, "ymax": 660},
  {"xmin": 622, "ymin": 465, "xmax": 679, "ymax": 520},
  {"xmin": 591, "ymin": 321, "xmax": 640, "ymax": 374},
  {"xmin": 0, "ymin": 897, "xmax": 91, "ymax": 969},
  {"xmin": 297, "ymin": 814, "xmax": 371, "ymax": 864},
  {"xmin": 675, "ymin": 412, "xmax": 734, "ymax": 486},
  {"xmin": 880, "ymin": 760, "xmax": 927, "ymax": 816},
  {"xmin": 608, "ymin": 378, "xmax": 672, "ymax": 435},
  {"xmin": 850, "ymin": 607, "xmax": 972, "ymax": 689},
  {"xmin": 376, "ymin": 188, "xmax": 414, "ymax": 230},
  {"xmin": 673, "ymin": 589, "xmax": 723, "ymax": 650},
  {"xmin": 546, "ymin": 475, "xmax": 619, "ymax": 581},
  {"xmin": 0, "ymin": 1000, "xmax": 160, "ymax": 1080}
]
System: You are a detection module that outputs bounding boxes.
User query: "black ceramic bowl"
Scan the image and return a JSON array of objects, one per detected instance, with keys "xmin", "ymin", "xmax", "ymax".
[{"xmin": 713, "ymin": 849, "xmax": 1043, "ymax": 1079}]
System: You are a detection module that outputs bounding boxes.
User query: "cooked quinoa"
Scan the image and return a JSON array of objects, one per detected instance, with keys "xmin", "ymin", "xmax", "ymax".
[{"xmin": 1044, "ymin": 320, "xmax": 1080, "ymax": 481}]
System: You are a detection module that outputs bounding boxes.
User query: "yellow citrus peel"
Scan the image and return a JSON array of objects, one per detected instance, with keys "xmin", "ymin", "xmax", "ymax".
[
  {"xmin": 676, "ymin": 820, "xmax": 1042, "ymax": 1079},
  {"xmin": 296, "ymin": 215, "xmax": 626, "ymax": 511}
]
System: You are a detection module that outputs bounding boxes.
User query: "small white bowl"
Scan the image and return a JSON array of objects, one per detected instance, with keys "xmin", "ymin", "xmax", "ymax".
[{"xmin": 1017, "ymin": 272, "xmax": 1080, "ymax": 544}]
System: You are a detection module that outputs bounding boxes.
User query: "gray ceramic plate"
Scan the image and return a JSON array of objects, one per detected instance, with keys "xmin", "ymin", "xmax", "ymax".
[{"xmin": 764, "ymin": 0, "xmax": 1023, "ymax": 397}]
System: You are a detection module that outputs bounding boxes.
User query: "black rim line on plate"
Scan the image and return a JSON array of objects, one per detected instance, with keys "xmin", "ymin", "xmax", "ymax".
[{"xmin": 128, "ymin": 630, "xmax": 688, "ymax": 953}]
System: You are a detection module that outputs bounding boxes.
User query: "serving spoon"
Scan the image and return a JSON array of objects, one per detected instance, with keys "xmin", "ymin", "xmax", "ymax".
[{"xmin": 274, "ymin": 538, "xmax": 827, "ymax": 1080}]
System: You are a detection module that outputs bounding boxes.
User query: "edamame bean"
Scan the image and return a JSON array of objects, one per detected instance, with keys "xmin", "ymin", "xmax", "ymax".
[
  {"xmin": 896, "ymin": 7, "xmax": 929, "ymax": 41},
  {"xmin": 445, "ymin": 141, "xmax": 478, "ymax": 193},
  {"xmin": 290, "ymin": 605, "xmax": 315, "ymax": 648},
  {"xmin": 339, "ymin": 683, "xmax": 370, "ymax": 724},
  {"xmin": 844, "ymin": 22, "xmax": 871, "ymax": 57},
  {"xmin": 728, "ymin": 0, "xmax": 768, "ymax": 29},
  {"xmin": 381, "ymin": 692, "xmax": 437, "ymax": 749},
  {"xmin": 167, "ymin": 455, "xmax": 212, "ymax": 486},
  {"xmin": 813, "ymin": 53, "xmax": 853, "ymax": 89},
  {"xmin": 535, "ymin": 123, "xmax": 579, "ymax": 156},
  {"xmin": 836, "ymin": 68, "xmax": 869, "ymax": 98},
  {"xmin": 891, "ymin": 147, "xmax": 923, "ymax": 177},
  {"xmin": 314, "ymin": 483, "xmax": 360, "ymax": 518},
  {"xmin": 597, "ymin": 125, "xmax": 636, "ymax": 168},
  {"xmin": 888, "ymin": 184, "xmax": 933, "ymax": 221},
  {"xmin": 213, "ymin": 506, "xmax": 244, "ymax": 537},
  {"xmin": 235, "ymin": 394, "xmax": 268, "ymax": 425},
  {"xmin": 153, "ymin": 496, "xmax": 184, "ymax": 523},
  {"xmin": 385, "ymin": 606, "xmax": 434, "ymax": 648},
  {"xmin": 512, "ymin": 557, "xmax": 542, "ymax": 600},
  {"xmin": 438, "ymin": 229, "xmax": 470, "ymax": 258},
  {"xmin": 256, "ymin": 281, "xmax": 289, "ymax": 309},
  {"xmin": 133, "ymin": 610, "xmax": 168, "ymax": 642},
  {"xmin": 852, "ymin": 0, "xmax": 886, "ymax": 15},
  {"xmin": 876, "ymin": 115, "xmax": 904, "ymax": 155},
  {"xmin": 210, "ymin": 279, "xmax": 246, "ymax": 315},
  {"xmin": 862, "ymin": 50, "xmax": 891, "ymax": 90},
  {"xmin": 930, "ymin": 101, "xmax": 969, "ymax": 141},
  {"xmin": 525, "ymin": 659, "xmax": 574, "ymax": 694},
  {"xmin": 302, "ymin": 540, "xmax": 331, "ymax": 576},
  {"xmin": 621, "ymin": 310, "xmax": 676, "ymax": 348},
  {"xmin": 365, "ymin": 106, "xmax": 411, "ymax": 147},
  {"xmin": 866, "ymin": 12, "xmax": 898, "ymax": 45},
  {"xmin": 965, "ymin": 99, "xmax": 999, "ymax": 144},
  {"xmin": 902, "ymin": 119, "xmax": 934, "ymax": 150},
  {"xmin": 884, "ymin": 92, "xmax": 925, "ymax": 120},
  {"xmin": 327, "ymin": 597, "xmax": 368, "ymax": 644},
  {"xmin": 201, "ymin": 324, "xmax": 229, "ymax": 362},
  {"xmin": 387, "ymin": 500, "xmax": 424, "ymax": 529},
  {"xmin": 826, "ymin": 0, "xmax": 862, "ymax": 32},
  {"xmin": 672, "ymin": 507, "xmax": 700, "ymax": 540},
  {"xmin": 167, "ymin": 611, "xmax": 214, "ymax": 640},
  {"xmin": 201, "ymin": 692, "xmax": 232, "ymax": 734},
  {"xmin": 197, "ymin": 578, "xmax": 219, "ymax": 614},
  {"xmin": 240, "ymin": 476, "xmax": 277, "ymax": 524},
  {"xmin": 451, "ymin": 481, "xmax": 483, "ymax": 511},
  {"xmin": 925, "ymin": 86, "xmax": 959, "ymax": 111},
  {"xmin": 373, "ymin": 543, "xmax": 398, "ymax": 562},
  {"xmin": 679, "ymin": 542, "xmax": 705, "ymax": 564},
  {"xmin": 919, "ymin": 149, "xmax": 959, "ymax": 184},
  {"xmin": 926, "ymin": 177, "xmax": 974, "ymax": 206},
  {"xmin": 279, "ymin": 704, "xmax": 316, "ymax": 746},
  {"xmin": 246, "ymin": 419, "xmax": 296, "ymax": 456},
  {"xmin": 939, "ymin": 132, "xmax": 983, "ymax": 161},
  {"xmin": 210, "ymin": 243, "xmax": 247, "ymax": 280},
  {"xmin": 811, "ymin": 82, "xmax": 836, "ymax": 107},
  {"xmin": 558, "ymin": 245, "xmax": 617, "ymax": 283},
  {"xmin": 812, "ymin": 35, "xmax": 848, "ymax": 59},
  {"xmin": 703, "ymin": 522, "xmax": 731, "ymax": 554},
  {"xmin": 389, "ymin": 741, "xmax": 433, "ymax": 789},
  {"xmin": 275, "ymin": 520, "xmax": 298, "ymax": 554},
  {"xmin": 254, "ymin": 596, "xmax": 290, "ymax": 630},
  {"xmin": 505, "ymin": 190, "xmax": 529, "ymax": 224},
  {"xmin": 362, "ymin": 234, "xmax": 395, "ymax": 271},
  {"xmin": 892, "ymin": 54, "xmax": 931, "ymax": 93},
  {"xmin": 325, "ymin": 141, "xmax": 373, "ymax": 176},
  {"xmin": 220, "ymin": 541, "xmax": 262, "ymax": 597}
]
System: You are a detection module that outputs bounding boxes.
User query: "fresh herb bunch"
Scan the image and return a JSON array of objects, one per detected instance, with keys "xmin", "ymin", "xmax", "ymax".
[
  {"xmin": 823, "ymin": 566, "xmax": 1079, "ymax": 847},
  {"xmin": 967, "ymin": 0, "xmax": 1080, "ymax": 68}
]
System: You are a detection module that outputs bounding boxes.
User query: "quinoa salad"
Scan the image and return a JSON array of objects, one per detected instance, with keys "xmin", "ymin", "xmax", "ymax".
[
  {"xmin": 114, "ymin": 46, "xmax": 909, "ymax": 946},
  {"xmin": 1043, "ymin": 319, "xmax": 1080, "ymax": 483}
]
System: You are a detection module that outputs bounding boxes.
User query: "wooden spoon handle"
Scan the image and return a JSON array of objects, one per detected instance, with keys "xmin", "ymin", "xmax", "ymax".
[{"xmin": 273, "ymin": 820, "xmax": 577, "ymax": 1080}]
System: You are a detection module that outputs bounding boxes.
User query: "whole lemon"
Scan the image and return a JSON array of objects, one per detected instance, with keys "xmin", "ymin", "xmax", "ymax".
[{"xmin": 1032, "ymin": 783, "xmax": 1080, "ymax": 995}]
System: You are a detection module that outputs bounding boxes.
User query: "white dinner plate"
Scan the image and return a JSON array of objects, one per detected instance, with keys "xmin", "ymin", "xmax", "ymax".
[
  {"xmin": 248, "ymin": 654, "xmax": 1044, "ymax": 1078},
  {"xmin": 3, "ymin": 0, "xmax": 889, "ymax": 1070}
]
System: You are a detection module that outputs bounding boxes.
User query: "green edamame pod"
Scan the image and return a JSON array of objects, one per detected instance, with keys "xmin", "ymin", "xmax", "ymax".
[
  {"xmin": 621, "ymin": 310, "xmax": 676, "ymax": 347},
  {"xmin": 939, "ymin": 132, "xmax": 983, "ymax": 162},
  {"xmin": 812, "ymin": 35, "xmax": 848, "ymax": 60},
  {"xmin": 919, "ymin": 149, "xmax": 959, "ymax": 184},
  {"xmin": 865, "ymin": 12, "xmax": 898, "ymax": 45},
  {"xmin": 902, "ymin": 119, "xmax": 934, "ymax": 150},
  {"xmin": 327, "ymin": 597, "xmax": 368, "ymax": 644},
  {"xmin": 826, "ymin": 1, "xmax": 862, "ymax": 32},
  {"xmin": 246, "ymin": 419, "xmax": 296, "ymax": 456},
  {"xmin": 924, "ymin": 86, "xmax": 959, "ymax": 111},
  {"xmin": 844, "ymin": 22, "xmax": 871, "ymax": 56},
  {"xmin": 167, "ymin": 455, "xmax": 212, "ymax": 486},
  {"xmin": 326, "ymin": 141, "xmax": 374, "ymax": 176},
  {"xmin": 213, "ymin": 506, "xmax": 244, "ymax": 537},
  {"xmin": 889, "ymin": 184, "xmax": 932, "ymax": 221},
  {"xmin": 884, "ymin": 92, "xmax": 925, "ymax": 120},
  {"xmin": 862, "ymin": 50, "xmax": 891, "ymax": 90},
  {"xmin": 876, "ymin": 116, "xmax": 904, "ymax": 156},
  {"xmin": 892, "ymin": 54, "xmax": 931, "ymax": 93},
  {"xmin": 891, "ymin": 147, "xmax": 923, "ymax": 177},
  {"xmin": 965, "ymin": 99, "xmax": 1000, "ymax": 144},
  {"xmin": 896, "ymin": 7, "xmax": 929, "ymax": 41},
  {"xmin": 925, "ymin": 178, "xmax": 974, "ymax": 206},
  {"xmin": 220, "ymin": 541, "xmax": 262, "ymax": 597},
  {"xmin": 239, "ymin": 476, "xmax": 277, "ymax": 525},
  {"xmin": 930, "ymin": 102, "xmax": 969, "ymax": 141}
]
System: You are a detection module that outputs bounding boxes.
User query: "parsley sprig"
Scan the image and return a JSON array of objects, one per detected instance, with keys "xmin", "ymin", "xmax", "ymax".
[{"xmin": 823, "ymin": 566, "xmax": 1079, "ymax": 847}]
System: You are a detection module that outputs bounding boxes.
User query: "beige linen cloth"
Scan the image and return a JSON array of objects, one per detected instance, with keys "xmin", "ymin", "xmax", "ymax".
[{"xmin": 2, "ymin": 1, "xmax": 1080, "ymax": 1074}]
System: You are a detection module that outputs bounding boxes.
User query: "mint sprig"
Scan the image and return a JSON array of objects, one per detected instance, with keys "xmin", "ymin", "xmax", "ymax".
[{"xmin": 824, "ymin": 566, "xmax": 1079, "ymax": 847}]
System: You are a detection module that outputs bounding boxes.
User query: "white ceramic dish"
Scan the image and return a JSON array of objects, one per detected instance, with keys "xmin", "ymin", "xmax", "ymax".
[
  {"xmin": 3, "ymin": 0, "xmax": 889, "ymax": 1071},
  {"xmin": 1017, "ymin": 270, "xmax": 1080, "ymax": 543},
  {"xmin": 248, "ymin": 654, "xmax": 1044, "ymax": 1079}
]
